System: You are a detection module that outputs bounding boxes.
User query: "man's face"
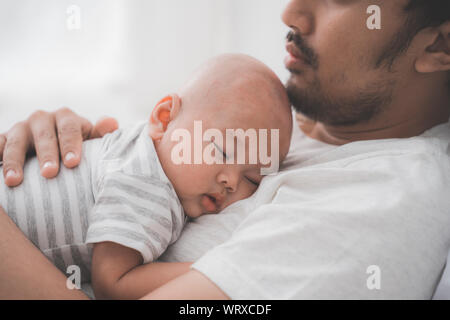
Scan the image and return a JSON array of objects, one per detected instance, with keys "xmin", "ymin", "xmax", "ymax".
[{"xmin": 282, "ymin": 0, "xmax": 413, "ymax": 126}]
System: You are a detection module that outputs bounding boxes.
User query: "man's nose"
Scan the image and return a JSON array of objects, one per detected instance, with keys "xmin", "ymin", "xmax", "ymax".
[
  {"xmin": 217, "ymin": 171, "xmax": 239, "ymax": 193},
  {"xmin": 281, "ymin": 0, "xmax": 314, "ymax": 35}
]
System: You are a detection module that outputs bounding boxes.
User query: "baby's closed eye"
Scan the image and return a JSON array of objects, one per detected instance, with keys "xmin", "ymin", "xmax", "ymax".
[
  {"xmin": 212, "ymin": 141, "xmax": 228, "ymax": 160},
  {"xmin": 245, "ymin": 176, "xmax": 259, "ymax": 186}
]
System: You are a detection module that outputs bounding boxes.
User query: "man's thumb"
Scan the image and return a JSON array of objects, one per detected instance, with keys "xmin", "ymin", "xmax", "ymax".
[{"xmin": 90, "ymin": 117, "xmax": 119, "ymax": 138}]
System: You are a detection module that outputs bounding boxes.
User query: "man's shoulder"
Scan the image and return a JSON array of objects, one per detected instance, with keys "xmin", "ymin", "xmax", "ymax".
[
  {"xmin": 350, "ymin": 119, "xmax": 450, "ymax": 159},
  {"xmin": 296, "ymin": 127, "xmax": 449, "ymax": 171},
  {"xmin": 284, "ymin": 119, "xmax": 450, "ymax": 172},
  {"xmin": 274, "ymin": 128, "xmax": 450, "ymax": 209}
]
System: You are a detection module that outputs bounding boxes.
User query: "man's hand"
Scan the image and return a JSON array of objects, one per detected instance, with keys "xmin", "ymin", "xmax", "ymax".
[
  {"xmin": 141, "ymin": 269, "xmax": 230, "ymax": 300},
  {"xmin": 0, "ymin": 108, "xmax": 118, "ymax": 187}
]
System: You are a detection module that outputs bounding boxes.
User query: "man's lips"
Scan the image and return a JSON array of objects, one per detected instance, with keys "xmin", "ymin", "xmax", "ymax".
[
  {"xmin": 285, "ymin": 42, "xmax": 309, "ymax": 69},
  {"xmin": 201, "ymin": 193, "xmax": 225, "ymax": 213}
]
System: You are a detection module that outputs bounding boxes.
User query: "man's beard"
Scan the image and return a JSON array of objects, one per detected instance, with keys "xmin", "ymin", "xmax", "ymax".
[
  {"xmin": 286, "ymin": 75, "xmax": 395, "ymax": 127},
  {"xmin": 285, "ymin": 31, "xmax": 395, "ymax": 127}
]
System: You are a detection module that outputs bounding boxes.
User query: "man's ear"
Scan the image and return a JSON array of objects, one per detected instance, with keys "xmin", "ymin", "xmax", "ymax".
[
  {"xmin": 148, "ymin": 94, "xmax": 182, "ymax": 141},
  {"xmin": 415, "ymin": 21, "xmax": 450, "ymax": 73}
]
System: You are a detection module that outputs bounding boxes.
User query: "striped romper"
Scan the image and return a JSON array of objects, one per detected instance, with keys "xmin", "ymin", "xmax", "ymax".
[{"xmin": 0, "ymin": 122, "xmax": 186, "ymax": 282}]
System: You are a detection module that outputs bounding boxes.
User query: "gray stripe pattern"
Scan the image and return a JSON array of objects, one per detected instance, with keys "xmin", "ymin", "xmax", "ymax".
[
  {"xmin": 96, "ymin": 195, "xmax": 171, "ymax": 229},
  {"xmin": 89, "ymin": 211, "xmax": 170, "ymax": 247},
  {"xmin": 56, "ymin": 170, "xmax": 90, "ymax": 278},
  {"xmin": 0, "ymin": 121, "xmax": 185, "ymax": 277},
  {"xmin": 105, "ymin": 178, "xmax": 170, "ymax": 207},
  {"xmin": 4, "ymin": 179, "xmax": 17, "ymax": 225},
  {"xmin": 39, "ymin": 170, "xmax": 66, "ymax": 273},
  {"xmin": 125, "ymin": 174, "xmax": 178, "ymax": 203},
  {"xmin": 22, "ymin": 175, "xmax": 39, "ymax": 247},
  {"xmin": 73, "ymin": 166, "xmax": 90, "ymax": 241},
  {"xmin": 87, "ymin": 226, "xmax": 160, "ymax": 260}
]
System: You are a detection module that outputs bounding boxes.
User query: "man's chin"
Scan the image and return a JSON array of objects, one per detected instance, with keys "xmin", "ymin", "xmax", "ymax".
[
  {"xmin": 286, "ymin": 70, "xmax": 306, "ymax": 84},
  {"xmin": 286, "ymin": 78, "xmax": 309, "ymax": 106},
  {"xmin": 285, "ymin": 71, "xmax": 314, "ymax": 99}
]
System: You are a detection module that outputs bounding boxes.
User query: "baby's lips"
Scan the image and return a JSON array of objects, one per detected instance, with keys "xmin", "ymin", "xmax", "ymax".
[
  {"xmin": 201, "ymin": 194, "xmax": 218, "ymax": 213},
  {"xmin": 208, "ymin": 192, "xmax": 225, "ymax": 208}
]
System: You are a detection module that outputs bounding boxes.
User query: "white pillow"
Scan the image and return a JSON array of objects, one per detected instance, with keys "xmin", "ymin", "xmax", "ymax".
[{"xmin": 433, "ymin": 250, "xmax": 450, "ymax": 300}]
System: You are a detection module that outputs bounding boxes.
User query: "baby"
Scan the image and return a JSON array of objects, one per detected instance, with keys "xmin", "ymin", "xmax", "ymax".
[{"xmin": 0, "ymin": 54, "xmax": 292, "ymax": 299}]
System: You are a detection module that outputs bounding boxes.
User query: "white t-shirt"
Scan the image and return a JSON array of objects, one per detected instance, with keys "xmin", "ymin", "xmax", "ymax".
[{"xmin": 161, "ymin": 116, "xmax": 450, "ymax": 299}]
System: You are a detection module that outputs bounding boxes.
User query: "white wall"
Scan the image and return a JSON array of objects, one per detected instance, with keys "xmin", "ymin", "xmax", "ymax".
[{"xmin": 0, "ymin": 0, "xmax": 290, "ymax": 131}]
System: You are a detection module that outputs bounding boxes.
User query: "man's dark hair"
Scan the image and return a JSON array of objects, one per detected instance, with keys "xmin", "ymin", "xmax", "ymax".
[
  {"xmin": 405, "ymin": 0, "xmax": 450, "ymax": 31},
  {"xmin": 376, "ymin": 0, "xmax": 450, "ymax": 89}
]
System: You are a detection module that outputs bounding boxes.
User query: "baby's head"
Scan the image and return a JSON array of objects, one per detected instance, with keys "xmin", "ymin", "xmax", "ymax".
[{"xmin": 149, "ymin": 54, "xmax": 292, "ymax": 218}]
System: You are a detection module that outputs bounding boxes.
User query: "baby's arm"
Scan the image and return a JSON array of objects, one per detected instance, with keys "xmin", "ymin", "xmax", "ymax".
[{"xmin": 91, "ymin": 241, "xmax": 192, "ymax": 300}]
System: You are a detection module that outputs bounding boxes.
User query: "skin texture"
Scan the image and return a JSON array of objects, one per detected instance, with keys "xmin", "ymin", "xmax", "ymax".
[
  {"xmin": 91, "ymin": 241, "xmax": 194, "ymax": 300},
  {"xmin": 0, "ymin": 206, "xmax": 89, "ymax": 300},
  {"xmin": 0, "ymin": 0, "xmax": 449, "ymax": 300}
]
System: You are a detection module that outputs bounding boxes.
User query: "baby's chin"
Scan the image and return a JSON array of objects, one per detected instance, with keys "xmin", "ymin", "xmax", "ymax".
[{"xmin": 180, "ymin": 199, "xmax": 204, "ymax": 219}]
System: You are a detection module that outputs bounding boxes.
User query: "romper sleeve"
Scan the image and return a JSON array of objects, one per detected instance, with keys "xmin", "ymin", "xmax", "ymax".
[{"xmin": 86, "ymin": 170, "xmax": 185, "ymax": 263}]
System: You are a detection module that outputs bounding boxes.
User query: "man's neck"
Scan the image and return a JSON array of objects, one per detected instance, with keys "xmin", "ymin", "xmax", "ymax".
[{"xmin": 297, "ymin": 105, "xmax": 450, "ymax": 146}]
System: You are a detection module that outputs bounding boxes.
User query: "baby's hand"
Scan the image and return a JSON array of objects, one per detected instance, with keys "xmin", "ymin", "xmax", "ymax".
[{"xmin": 91, "ymin": 241, "xmax": 192, "ymax": 299}]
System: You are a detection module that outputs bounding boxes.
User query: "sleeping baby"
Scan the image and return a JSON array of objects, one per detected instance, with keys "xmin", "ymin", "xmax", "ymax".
[{"xmin": 0, "ymin": 54, "xmax": 292, "ymax": 299}]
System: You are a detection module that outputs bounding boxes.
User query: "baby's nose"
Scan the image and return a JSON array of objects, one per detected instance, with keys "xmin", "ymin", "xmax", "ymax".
[{"xmin": 217, "ymin": 172, "xmax": 239, "ymax": 193}]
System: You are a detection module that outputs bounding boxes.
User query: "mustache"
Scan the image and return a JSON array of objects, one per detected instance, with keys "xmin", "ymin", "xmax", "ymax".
[{"xmin": 286, "ymin": 31, "xmax": 318, "ymax": 69}]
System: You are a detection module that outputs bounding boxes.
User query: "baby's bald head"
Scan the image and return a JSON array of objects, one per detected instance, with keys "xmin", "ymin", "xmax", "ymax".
[
  {"xmin": 179, "ymin": 54, "xmax": 289, "ymax": 116},
  {"xmin": 177, "ymin": 54, "xmax": 293, "ymax": 161},
  {"xmin": 151, "ymin": 54, "xmax": 293, "ymax": 217}
]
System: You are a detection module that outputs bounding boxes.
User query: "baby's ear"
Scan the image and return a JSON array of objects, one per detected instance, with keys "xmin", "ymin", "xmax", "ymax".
[{"xmin": 148, "ymin": 94, "xmax": 182, "ymax": 141}]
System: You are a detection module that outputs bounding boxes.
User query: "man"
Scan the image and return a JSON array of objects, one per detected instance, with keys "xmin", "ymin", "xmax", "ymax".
[{"xmin": 0, "ymin": 0, "xmax": 449, "ymax": 299}]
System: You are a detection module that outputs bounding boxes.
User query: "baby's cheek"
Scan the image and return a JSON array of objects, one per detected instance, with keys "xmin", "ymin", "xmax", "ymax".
[
  {"xmin": 175, "ymin": 164, "xmax": 213, "ymax": 193},
  {"xmin": 180, "ymin": 198, "xmax": 203, "ymax": 218},
  {"xmin": 225, "ymin": 182, "xmax": 257, "ymax": 208},
  {"xmin": 244, "ymin": 182, "xmax": 259, "ymax": 199}
]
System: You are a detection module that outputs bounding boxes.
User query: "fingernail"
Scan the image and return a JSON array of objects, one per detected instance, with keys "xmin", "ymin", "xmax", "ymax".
[
  {"xmin": 65, "ymin": 152, "xmax": 76, "ymax": 162},
  {"xmin": 6, "ymin": 169, "xmax": 17, "ymax": 179},
  {"xmin": 43, "ymin": 161, "xmax": 56, "ymax": 169}
]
